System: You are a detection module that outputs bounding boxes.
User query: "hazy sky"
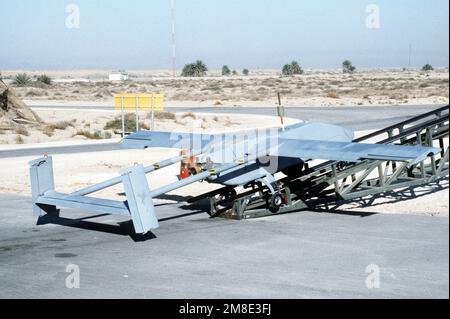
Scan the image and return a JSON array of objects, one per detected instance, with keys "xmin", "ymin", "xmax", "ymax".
[{"xmin": 0, "ymin": 0, "xmax": 448, "ymax": 70}]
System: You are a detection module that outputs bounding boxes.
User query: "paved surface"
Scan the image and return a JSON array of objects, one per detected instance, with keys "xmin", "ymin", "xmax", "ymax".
[
  {"xmin": 1, "ymin": 104, "xmax": 444, "ymax": 159},
  {"xmin": 0, "ymin": 194, "xmax": 448, "ymax": 298},
  {"xmin": 31, "ymin": 104, "xmax": 444, "ymax": 131}
]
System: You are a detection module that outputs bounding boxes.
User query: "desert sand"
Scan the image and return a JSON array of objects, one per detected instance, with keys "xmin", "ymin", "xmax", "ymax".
[
  {"xmin": 2, "ymin": 68, "xmax": 448, "ymax": 108},
  {"xmin": 0, "ymin": 108, "xmax": 298, "ymax": 145}
]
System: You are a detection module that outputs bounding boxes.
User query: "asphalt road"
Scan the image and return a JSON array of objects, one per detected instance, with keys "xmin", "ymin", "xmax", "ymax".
[
  {"xmin": 1, "ymin": 104, "xmax": 444, "ymax": 159},
  {"xmin": 0, "ymin": 194, "xmax": 448, "ymax": 299},
  {"xmin": 31, "ymin": 104, "xmax": 444, "ymax": 131}
]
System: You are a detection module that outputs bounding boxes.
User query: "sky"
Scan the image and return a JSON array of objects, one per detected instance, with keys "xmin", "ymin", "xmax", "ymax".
[{"xmin": 0, "ymin": 0, "xmax": 448, "ymax": 70}]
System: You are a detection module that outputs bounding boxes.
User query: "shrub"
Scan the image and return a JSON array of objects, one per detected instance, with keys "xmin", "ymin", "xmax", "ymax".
[
  {"xmin": 36, "ymin": 74, "xmax": 52, "ymax": 85},
  {"xmin": 25, "ymin": 90, "xmax": 42, "ymax": 97},
  {"xmin": 15, "ymin": 135, "xmax": 24, "ymax": 144},
  {"xmin": 422, "ymin": 64, "xmax": 434, "ymax": 72},
  {"xmin": 13, "ymin": 73, "xmax": 32, "ymax": 86},
  {"xmin": 46, "ymin": 121, "xmax": 74, "ymax": 131},
  {"xmin": 104, "ymin": 113, "xmax": 149, "ymax": 132},
  {"xmin": 14, "ymin": 126, "xmax": 30, "ymax": 136},
  {"xmin": 343, "ymin": 60, "xmax": 356, "ymax": 74},
  {"xmin": 76, "ymin": 130, "xmax": 102, "ymax": 140},
  {"xmin": 43, "ymin": 127, "xmax": 54, "ymax": 137},
  {"xmin": 74, "ymin": 130, "xmax": 111, "ymax": 140},
  {"xmin": 181, "ymin": 112, "xmax": 197, "ymax": 120},
  {"xmin": 243, "ymin": 69, "xmax": 249, "ymax": 76},
  {"xmin": 232, "ymin": 70, "xmax": 238, "ymax": 76},
  {"xmin": 222, "ymin": 65, "xmax": 231, "ymax": 76},
  {"xmin": 181, "ymin": 60, "xmax": 208, "ymax": 77},
  {"xmin": 154, "ymin": 111, "xmax": 176, "ymax": 120},
  {"xmin": 105, "ymin": 114, "xmax": 134, "ymax": 132},
  {"xmin": 327, "ymin": 91, "xmax": 340, "ymax": 99}
]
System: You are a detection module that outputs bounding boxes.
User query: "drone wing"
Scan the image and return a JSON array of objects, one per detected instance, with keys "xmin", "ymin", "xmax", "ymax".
[{"xmin": 274, "ymin": 139, "xmax": 441, "ymax": 166}]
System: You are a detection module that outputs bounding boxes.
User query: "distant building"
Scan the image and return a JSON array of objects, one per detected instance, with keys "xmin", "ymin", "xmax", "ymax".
[{"xmin": 109, "ymin": 71, "xmax": 129, "ymax": 81}]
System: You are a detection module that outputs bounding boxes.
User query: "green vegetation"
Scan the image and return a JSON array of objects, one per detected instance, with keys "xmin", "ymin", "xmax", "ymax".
[
  {"xmin": 36, "ymin": 74, "xmax": 52, "ymax": 85},
  {"xmin": 422, "ymin": 64, "xmax": 434, "ymax": 72},
  {"xmin": 154, "ymin": 111, "xmax": 176, "ymax": 120},
  {"xmin": 181, "ymin": 60, "xmax": 208, "ymax": 77},
  {"xmin": 13, "ymin": 73, "xmax": 32, "ymax": 86},
  {"xmin": 327, "ymin": 91, "xmax": 340, "ymax": 99},
  {"xmin": 243, "ymin": 69, "xmax": 249, "ymax": 76},
  {"xmin": 282, "ymin": 61, "xmax": 304, "ymax": 76},
  {"xmin": 342, "ymin": 60, "xmax": 356, "ymax": 74},
  {"xmin": 46, "ymin": 121, "xmax": 75, "ymax": 132},
  {"xmin": 75, "ymin": 130, "xmax": 111, "ymax": 140},
  {"xmin": 222, "ymin": 65, "xmax": 231, "ymax": 76},
  {"xmin": 15, "ymin": 135, "xmax": 24, "ymax": 144},
  {"xmin": 104, "ymin": 113, "xmax": 150, "ymax": 132}
]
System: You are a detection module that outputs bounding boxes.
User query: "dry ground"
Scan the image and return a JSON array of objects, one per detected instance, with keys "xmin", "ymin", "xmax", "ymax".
[
  {"xmin": 0, "ymin": 109, "xmax": 297, "ymax": 144},
  {"xmin": 4, "ymin": 69, "xmax": 449, "ymax": 107}
]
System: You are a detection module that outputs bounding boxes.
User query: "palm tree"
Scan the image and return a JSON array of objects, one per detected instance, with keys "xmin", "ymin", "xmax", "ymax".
[
  {"xmin": 181, "ymin": 60, "xmax": 208, "ymax": 77},
  {"xmin": 13, "ymin": 73, "xmax": 32, "ymax": 86},
  {"xmin": 182, "ymin": 60, "xmax": 208, "ymax": 77},
  {"xmin": 291, "ymin": 61, "xmax": 304, "ymax": 75},
  {"xmin": 282, "ymin": 61, "xmax": 304, "ymax": 76},
  {"xmin": 194, "ymin": 60, "xmax": 208, "ymax": 76},
  {"xmin": 343, "ymin": 60, "xmax": 356, "ymax": 74},
  {"xmin": 222, "ymin": 65, "xmax": 231, "ymax": 76},
  {"xmin": 422, "ymin": 64, "xmax": 434, "ymax": 72}
]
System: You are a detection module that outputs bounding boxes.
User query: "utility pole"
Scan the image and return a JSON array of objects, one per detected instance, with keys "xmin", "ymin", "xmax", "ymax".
[
  {"xmin": 171, "ymin": 0, "xmax": 176, "ymax": 77},
  {"xmin": 408, "ymin": 43, "xmax": 412, "ymax": 69}
]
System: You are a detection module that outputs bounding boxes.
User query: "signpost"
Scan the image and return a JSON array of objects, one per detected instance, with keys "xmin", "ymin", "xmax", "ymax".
[
  {"xmin": 151, "ymin": 94, "xmax": 155, "ymax": 131},
  {"xmin": 135, "ymin": 95, "xmax": 139, "ymax": 132},
  {"xmin": 121, "ymin": 96, "xmax": 125, "ymax": 138},
  {"xmin": 277, "ymin": 92, "xmax": 285, "ymax": 131},
  {"xmin": 114, "ymin": 93, "xmax": 164, "ymax": 136}
]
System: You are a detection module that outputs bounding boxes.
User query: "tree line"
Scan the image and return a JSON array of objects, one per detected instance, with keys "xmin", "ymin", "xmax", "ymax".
[{"xmin": 180, "ymin": 60, "xmax": 436, "ymax": 77}]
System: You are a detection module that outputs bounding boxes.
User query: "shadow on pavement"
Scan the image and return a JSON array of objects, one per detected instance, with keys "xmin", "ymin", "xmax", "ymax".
[{"xmin": 37, "ymin": 213, "xmax": 157, "ymax": 242}]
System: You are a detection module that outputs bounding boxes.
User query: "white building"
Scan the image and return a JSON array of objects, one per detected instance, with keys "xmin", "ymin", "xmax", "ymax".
[{"xmin": 109, "ymin": 71, "xmax": 129, "ymax": 81}]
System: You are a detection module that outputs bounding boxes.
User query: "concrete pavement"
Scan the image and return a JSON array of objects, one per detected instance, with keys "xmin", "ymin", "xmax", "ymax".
[{"xmin": 0, "ymin": 194, "xmax": 448, "ymax": 299}]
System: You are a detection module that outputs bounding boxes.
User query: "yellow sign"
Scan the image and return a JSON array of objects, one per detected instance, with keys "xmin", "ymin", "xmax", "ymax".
[{"xmin": 114, "ymin": 93, "xmax": 164, "ymax": 111}]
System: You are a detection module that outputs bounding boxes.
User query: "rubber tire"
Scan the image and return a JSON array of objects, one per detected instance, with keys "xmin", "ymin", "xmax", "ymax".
[
  {"xmin": 220, "ymin": 188, "xmax": 237, "ymax": 200},
  {"xmin": 270, "ymin": 193, "xmax": 284, "ymax": 212}
]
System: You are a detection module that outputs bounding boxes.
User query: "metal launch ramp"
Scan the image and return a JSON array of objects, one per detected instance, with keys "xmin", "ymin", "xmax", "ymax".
[{"xmin": 200, "ymin": 105, "xmax": 449, "ymax": 219}]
